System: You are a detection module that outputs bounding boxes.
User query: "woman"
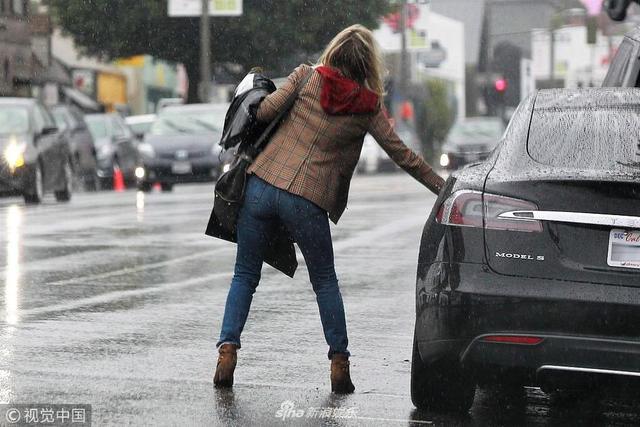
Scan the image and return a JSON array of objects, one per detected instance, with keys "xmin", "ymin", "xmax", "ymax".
[{"xmin": 214, "ymin": 24, "xmax": 445, "ymax": 394}]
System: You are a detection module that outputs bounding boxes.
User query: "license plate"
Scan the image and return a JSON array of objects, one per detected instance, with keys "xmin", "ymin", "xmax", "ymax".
[
  {"xmin": 171, "ymin": 161, "xmax": 192, "ymax": 175},
  {"xmin": 607, "ymin": 229, "xmax": 640, "ymax": 269}
]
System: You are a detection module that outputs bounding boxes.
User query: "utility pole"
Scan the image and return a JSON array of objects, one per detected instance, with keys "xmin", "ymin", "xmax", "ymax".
[
  {"xmin": 549, "ymin": 28, "xmax": 555, "ymax": 81},
  {"xmin": 399, "ymin": 0, "xmax": 409, "ymax": 101},
  {"xmin": 200, "ymin": 0, "xmax": 211, "ymax": 102}
]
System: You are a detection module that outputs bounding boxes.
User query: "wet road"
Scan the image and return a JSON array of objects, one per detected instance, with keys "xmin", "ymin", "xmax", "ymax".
[{"xmin": 1, "ymin": 173, "xmax": 639, "ymax": 426}]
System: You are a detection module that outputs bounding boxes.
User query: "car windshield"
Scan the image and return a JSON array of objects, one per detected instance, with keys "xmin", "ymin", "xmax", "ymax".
[
  {"xmin": 85, "ymin": 116, "xmax": 111, "ymax": 140},
  {"xmin": 150, "ymin": 107, "xmax": 225, "ymax": 136},
  {"xmin": 447, "ymin": 119, "xmax": 504, "ymax": 144},
  {"xmin": 528, "ymin": 107, "xmax": 639, "ymax": 172},
  {"xmin": 51, "ymin": 110, "xmax": 67, "ymax": 129},
  {"xmin": 0, "ymin": 106, "xmax": 29, "ymax": 134}
]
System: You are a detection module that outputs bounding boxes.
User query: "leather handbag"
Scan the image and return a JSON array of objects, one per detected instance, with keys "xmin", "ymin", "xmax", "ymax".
[{"xmin": 212, "ymin": 69, "xmax": 313, "ymax": 235}]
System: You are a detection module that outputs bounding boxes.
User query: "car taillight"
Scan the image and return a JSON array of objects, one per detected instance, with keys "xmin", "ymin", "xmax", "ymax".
[
  {"xmin": 435, "ymin": 190, "xmax": 542, "ymax": 232},
  {"xmin": 482, "ymin": 335, "xmax": 544, "ymax": 345}
]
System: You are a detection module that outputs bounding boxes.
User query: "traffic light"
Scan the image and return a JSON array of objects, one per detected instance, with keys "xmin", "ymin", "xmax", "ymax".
[{"xmin": 494, "ymin": 78, "xmax": 508, "ymax": 93}]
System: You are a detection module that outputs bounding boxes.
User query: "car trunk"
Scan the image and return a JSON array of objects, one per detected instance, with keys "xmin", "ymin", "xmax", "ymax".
[
  {"xmin": 484, "ymin": 176, "xmax": 640, "ymax": 286},
  {"xmin": 483, "ymin": 100, "xmax": 640, "ymax": 287}
]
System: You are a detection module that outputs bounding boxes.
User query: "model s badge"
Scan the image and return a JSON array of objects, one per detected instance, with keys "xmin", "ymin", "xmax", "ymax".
[{"xmin": 496, "ymin": 252, "xmax": 545, "ymax": 261}]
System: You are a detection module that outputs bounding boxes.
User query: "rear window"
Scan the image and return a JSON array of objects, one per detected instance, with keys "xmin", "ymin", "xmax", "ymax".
[{"xmin": 528, "ymin": 107, "xmax": 639, "ymax": 172}]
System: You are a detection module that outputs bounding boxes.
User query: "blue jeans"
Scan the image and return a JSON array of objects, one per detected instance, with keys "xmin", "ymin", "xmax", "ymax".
[{"xmin": 217, "ymin": 174, "xmax": 349, "ymax": 359}]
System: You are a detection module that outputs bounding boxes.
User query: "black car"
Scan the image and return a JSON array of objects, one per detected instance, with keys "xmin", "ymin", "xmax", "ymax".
[
  {"xmin": 51, "ymin": 105, "xmax": 99, "ymax": 191},
  {"xmin": 439, "ymin": 117, "xmax": 504, "ymax": 171},
  {"xmin": 85, "ymin": 113, "xmax": 139, "ymax": 190},
  {"xmin": 0, "ymin": 98, "xmax": 73, "ymax": 204},
  {"xmin": 136, "ymin": 103, "xmax": 230, "ymax": 192},
  {"xmin": 412, "ymin": 88, "xmax": 640, "ymax": 413}
]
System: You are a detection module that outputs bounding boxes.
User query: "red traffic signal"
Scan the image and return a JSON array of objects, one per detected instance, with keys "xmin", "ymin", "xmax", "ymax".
[{"xmin": 494, "ymin": 78, "xmax": 508, "ymax": 93}]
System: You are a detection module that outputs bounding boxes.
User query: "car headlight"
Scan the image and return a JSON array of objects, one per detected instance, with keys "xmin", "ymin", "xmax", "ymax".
[
  {"xmin": 440, "ymin": 153, "xmax": 450, "ymax": 168},
  {"xmin": 137, "ymin": 142, "xmax": 155, "ymax": 158},
  {"xmin": 135, "ymin": 166, "xmax": 146, "ymax": 179},
  {"xmin": 4, "ymin": 138, "xmax": 26, "ymax": 170}
]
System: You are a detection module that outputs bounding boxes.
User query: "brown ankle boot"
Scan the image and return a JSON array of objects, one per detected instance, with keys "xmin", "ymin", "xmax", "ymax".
[
  {"xmin": 330, "ymin": 353, "xmax": 355, "ymax": 394},
  {"xmin": 213, "ymin": 343, "xmax": 238, "ymax": 388}
]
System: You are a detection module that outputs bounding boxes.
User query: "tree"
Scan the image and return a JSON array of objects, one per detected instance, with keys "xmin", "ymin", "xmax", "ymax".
[
  {"xmin": 418, "ymin": 79, "xmax": 454, "ymax": 162},
  {"xmin": 47, "ymin": 0, "xmax": 390, "ymax": 102}
]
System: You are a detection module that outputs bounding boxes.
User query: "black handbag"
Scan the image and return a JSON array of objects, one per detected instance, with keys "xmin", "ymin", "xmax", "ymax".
[{"xmin": 212, "ymin": 69, "xmax": 313, "ymax": 236}]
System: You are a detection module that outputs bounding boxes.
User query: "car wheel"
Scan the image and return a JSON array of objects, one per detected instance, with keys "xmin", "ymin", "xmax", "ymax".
[
  {"xmin": 138, "ymin": 182, "xmax": 152, "ymax": 193},
  {"xmin": 23, "ymin": 162, "xmax": 44, "ymax": 205},
  {"xmin": 54, "ymin": 158, "xmax": 73, "ymax": 202},
  {"xmin": 160, "ymin": 183, "xmax": 173, "ymax": 192},
  {"xmin": 410, "ymin": 334, "xmax": 476, "ymax": 413}
]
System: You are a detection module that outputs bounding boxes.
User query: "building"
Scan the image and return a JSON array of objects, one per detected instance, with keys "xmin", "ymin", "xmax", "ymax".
[
  {"xmin": 51, "ymin": 28, "xmax": 182, "ymax": 114},
  {"xmin": 532, "ymin": 25, "xmax": 623, "ymax": 88},
  {"xmin": 0, "ymin": 0, "xmax": 34, "ymax": 97},
  {"xmin": 431, "ymin": 0, "xmax": 575, "ymax": 115},
  {"xmin": 374, "ymin": 5, "xmax": 466, "ymax": 119},
  {"xmin": 116, "ymin": 55, "xmax": 181, "ymax": 115}
]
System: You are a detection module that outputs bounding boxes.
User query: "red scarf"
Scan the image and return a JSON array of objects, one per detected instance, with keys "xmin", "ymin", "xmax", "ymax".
[{"xmin": 315, "ymin": 66, "xmax": 379, "ymax": 115}]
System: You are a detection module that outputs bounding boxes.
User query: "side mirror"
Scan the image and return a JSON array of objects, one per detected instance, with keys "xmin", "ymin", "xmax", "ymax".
[{"xmin": 42, "ymin": 125, "xmax": 59, "ymax": 135}]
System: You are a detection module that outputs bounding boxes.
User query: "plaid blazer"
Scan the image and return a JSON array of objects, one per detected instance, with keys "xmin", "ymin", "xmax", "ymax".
[{"xmin": 247, "ymin": 64, "xmax": 444, "ymax": 224}]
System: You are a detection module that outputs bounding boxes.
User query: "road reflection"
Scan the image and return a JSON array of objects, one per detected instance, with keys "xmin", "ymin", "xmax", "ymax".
[
  {"xmin": 409, "ymin": 386, "xmax": 640, "ymax": 426},
  {"xmin": 5, "ymin": 204, "xmax": 22, "ymax": 325},
  {"xmin": 136, "ymin": 191, "xmax": 145, "ymax": 223}
]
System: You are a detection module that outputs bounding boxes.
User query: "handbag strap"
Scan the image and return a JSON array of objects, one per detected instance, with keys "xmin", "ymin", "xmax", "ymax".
[{"xmin": 250, "ymin": 68, "xmax": 314, "ymax": 152}]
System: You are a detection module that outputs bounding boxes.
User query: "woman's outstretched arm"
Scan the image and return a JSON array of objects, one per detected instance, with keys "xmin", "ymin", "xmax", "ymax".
[{"xmin": 368, "ymin": 109, "xmax": 445, "ymax": 195}]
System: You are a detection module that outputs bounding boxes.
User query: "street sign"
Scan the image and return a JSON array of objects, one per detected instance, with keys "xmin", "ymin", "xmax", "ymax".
[{"xmin": 168, "ymin": 0, "xmax": 242, "ymax": 17}]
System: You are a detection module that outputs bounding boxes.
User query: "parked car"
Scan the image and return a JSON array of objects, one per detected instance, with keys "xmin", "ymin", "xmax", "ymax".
[
  {"xmin": 357, "ymin": 134, "xmax": 390, "ymax": 174},
  {"xmin": 84, "ymin": 113, "xmax": 139, "ymax": 190},
  {"xmin": 0, "ymin": 98, "xmax": 73, "ymax": 204},
  {"xmin": 439, "ymin": 117, "xmax": 504, "ymax": 171},
  {"xmin": 412, "ymin": 88, "xmax": 640, "ymax": 413},
  {"xmin": 125, "ymin": 114, "xmax": 156, "ymax": 141},
  {"xmin": 602, "ymin": 26, "xmax": 640, "ymax": 88},
  {"xmin": 156, "ymin": 98, "xmax": 183, "ymax": 112},
  {"xmin": 51, "ymin": 105, "xmax": 98, "ymax": 191},
  {"xmin": 136, "ymin": 103, "xmax": 230, "ymax": 192}
]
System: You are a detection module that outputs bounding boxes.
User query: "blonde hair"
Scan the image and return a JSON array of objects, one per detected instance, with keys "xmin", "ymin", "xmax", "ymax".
[{"xmin": 317, "ymin": 24, "xmax": 386, "ymax": 103}]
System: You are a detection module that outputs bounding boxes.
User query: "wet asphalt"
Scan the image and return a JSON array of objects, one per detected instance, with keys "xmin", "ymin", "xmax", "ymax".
[{"xmin": 0, "ymin": 173, "xmax": 639, "ymax": 426}]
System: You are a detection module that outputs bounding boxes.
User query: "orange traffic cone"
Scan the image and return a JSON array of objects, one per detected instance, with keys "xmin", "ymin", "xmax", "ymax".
[{"xmin": 113, "ymin": 167, "xmax": 125, "ymax": 192}]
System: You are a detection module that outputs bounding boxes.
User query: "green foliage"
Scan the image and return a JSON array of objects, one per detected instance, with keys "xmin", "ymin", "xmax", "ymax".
[
  {"xmin": 47, "ymin": 0, "xmax": 390, "ymax": 100},
  {"xmin": 420, "ymin": 79, "xmax": 454, "ymax": 160}
]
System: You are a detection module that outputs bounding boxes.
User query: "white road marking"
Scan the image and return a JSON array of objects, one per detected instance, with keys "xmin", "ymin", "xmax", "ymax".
[
  {"xmin": 46, "ymin": 248, "xmax": 229, "ymax": 285},
  {"xmin": 19, "ymin": 271, "xmax": 232, "ymax": 317}
]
